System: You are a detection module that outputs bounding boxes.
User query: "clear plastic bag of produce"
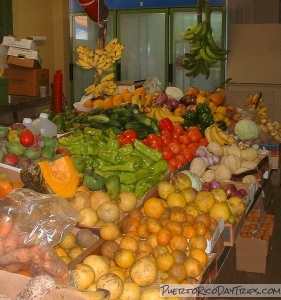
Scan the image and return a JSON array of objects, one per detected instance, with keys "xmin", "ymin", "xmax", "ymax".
[
  {"xmin": 143, "ymin": 76, "xmax": 165, "ymax": 96},
  {"xmin": 0, "ymin": 188, "xmax": 82, "ymax": 285}
]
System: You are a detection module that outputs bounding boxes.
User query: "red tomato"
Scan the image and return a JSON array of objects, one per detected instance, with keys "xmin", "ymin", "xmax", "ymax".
[
  {"xmin": 199, "ymin": 137, "xmax": 208, "ymax": 147},
  {"xmin": 161, "ymin": 130, "xmax": 173, "ymax": 138},
  {"xmin": 169, "ymin": 142, "xmax": 181, "ymax": 155},
  {"xmin": 162, "ymin": 147, "xmax": 173, "ymax": 160},
  {"xmin": 172, "ymin": 131, "xmax": 180, "ymax": 140},
  {"xmin": 150, "ymin": 143, "xmax": 163, "ymax": 152},
  {"xmin": 181, "ymin": 148, "xmax": 194, "ymax": 162},
  {"xmin": 116, "ymin": 134, "xmax": 125, "ymax": 142},
  {"xmin": 123, "ymin": 129, "xmax": 137, "ymax": 140},
  {"xmin": 146, "ymin": 134, "xmax": 163, "ymax": 146},
  {"xmin": 175, "ymin": 154, "xmax": 188, "ymax": 164},
  {"xmin": 179, "ymin": 134, "xmax": 191, "ymax": 145},
  {"xmin": 120, "ymin": 137, "xmax": 133, "ymax": 147},
  {"xmin": 20, "ymin": 129, "xmax": 34, "ymax": 147},
  {"xmin": 187, "ymin": 129, "xmax": 203, "ymax": 143},
  {"xmin": 168, "ymin": 163, "xmax": 177, "ymax": 173},
  {"xmin": 187, "ymin": 142, "xmax": 200, "ymax": 155},
  {"xmin": 173, "ymin": 124, "xmax": 185, "ymax": 135},
  {"xmin": 168, "ymin": 157, "xmax": 183, "ymax": 170},
  {"xmin": 161, "ymin": 136, "xmax": 172, "ymax": 146}
]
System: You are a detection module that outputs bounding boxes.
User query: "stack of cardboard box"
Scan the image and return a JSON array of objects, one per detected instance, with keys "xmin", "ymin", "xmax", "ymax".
[{"xmin": 3, "ymin": 36, "xmax": 49, "ymax": 97}]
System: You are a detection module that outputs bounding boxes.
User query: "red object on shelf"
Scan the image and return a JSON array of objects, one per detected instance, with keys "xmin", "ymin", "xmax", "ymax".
[
  {"xmin": 78, "ymin": 0, "xmax": 108, "ymax": 23},
  {"xmin": 51, "ymin": 70, "xmax": 67, "ymax": 113}
]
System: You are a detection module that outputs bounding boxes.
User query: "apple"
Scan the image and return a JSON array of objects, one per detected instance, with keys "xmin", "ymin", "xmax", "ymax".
[{"xmin": 7, "ymin": 130, "xmax": 20, "ymax": 142}]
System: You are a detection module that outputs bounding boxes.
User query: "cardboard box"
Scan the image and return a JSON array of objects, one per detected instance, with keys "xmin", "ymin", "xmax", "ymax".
[
  {"xmin": 7, "ymin": 46, "xmax": 42, "ymax": 69},
  {"xmin": 0, "ymin": 77, "xmax": 9, "ymax": 106},
  {"xmin": 4, "ymin": 68, "xmax": 49, "ymax": 97},
  {"xmin": 231, "ymin": 154, "xmax": 270, "ymax": 186},
  {"xmin": 259, "ymin": 143, "xmax": 281, "ymax": 170},
  {"xmin": 2, "ymin": 36, "xmax": 38, "ymax": 51},
  {"xmin": 223, "ymin": 211, "xmax": 246, "ymax": 247},
  {"xmin": 261, "ymin": 179, "xmax": 274, "ymax": 211},
  {"xmin": 205, "ymin": 218, "xmax": 224, "ymax": 253}
]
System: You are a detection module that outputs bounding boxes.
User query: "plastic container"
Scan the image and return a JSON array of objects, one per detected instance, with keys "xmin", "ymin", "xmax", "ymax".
[
  {"xmin": 32, "ymin": 113, "xmax": 57, "ymax": 138},
  {"xmin": 22, "ymin": 118, "xmax": 41, "ymax": 134}
]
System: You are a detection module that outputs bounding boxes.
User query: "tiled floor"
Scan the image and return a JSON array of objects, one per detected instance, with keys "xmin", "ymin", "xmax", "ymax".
[{"xmin": 212, "ymin": 170, "xmax": 281, "ymax": 299}]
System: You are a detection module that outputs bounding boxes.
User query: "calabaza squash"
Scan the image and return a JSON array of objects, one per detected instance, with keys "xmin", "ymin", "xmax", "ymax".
[{"xmin": 20, "ymin": 156, "xmax": 78, "ymax": 198}]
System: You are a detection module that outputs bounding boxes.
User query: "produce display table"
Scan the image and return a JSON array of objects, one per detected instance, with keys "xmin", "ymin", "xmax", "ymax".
[{"xmin": 0, "ymin": 95, "xmax": 52, "ymax": 125}]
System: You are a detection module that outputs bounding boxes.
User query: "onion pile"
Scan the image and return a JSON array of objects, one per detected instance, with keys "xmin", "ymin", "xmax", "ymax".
[{"xmin": 195, "ymin": 146, "xmax": 221, "ymax": 166}]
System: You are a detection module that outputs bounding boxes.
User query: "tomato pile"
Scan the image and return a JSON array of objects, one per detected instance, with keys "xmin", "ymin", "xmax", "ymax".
[{"xmin": 142, "ymin": 124, "xmax": 208, "ymax": 172}]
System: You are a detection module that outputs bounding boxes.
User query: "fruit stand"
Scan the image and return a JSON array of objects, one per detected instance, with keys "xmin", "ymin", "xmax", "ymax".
[{"xmin": 0, "ymin": 2, "xmax": 280, "ymax": 300}]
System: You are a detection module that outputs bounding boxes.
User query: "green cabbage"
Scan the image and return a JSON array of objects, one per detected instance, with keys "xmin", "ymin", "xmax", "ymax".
[{"xmin": 234, "ymin": 119, "xmax": 260, "ymax": 140}]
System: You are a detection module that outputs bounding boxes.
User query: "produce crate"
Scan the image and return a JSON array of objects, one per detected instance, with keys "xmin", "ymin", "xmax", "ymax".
[
  {"xmin": 0, "ymin": 163, "xmax": 21, "ymax": 182},
  {"xmin": 205, "ymin": 218, "xmax": 224, "ymax": 253},
  {"xmin": 223, "ymin": 211, "xmax": 246, "ymax": 247},
  {"xmin": 236, "ymin": 201, "xmax": 275, "ymax": 274},
  {"xmin": 0, "ymin": 77, "xmax": 9, "ymax": 106},
  {"xmin": 259, "ymin": 143, "xmax": 281, "ymax": 170},
  {"xmin": 231, "ymin": 154, "xmax": 270, "ymax": 186}
]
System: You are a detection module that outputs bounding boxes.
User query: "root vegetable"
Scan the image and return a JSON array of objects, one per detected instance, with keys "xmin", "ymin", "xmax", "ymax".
[
  {"xmin": 0, "ymin": 214, "xmax": 13, "ymax": 239},
  {"xmin": 43, "ymin": 259, "xmax": 68, "ymax": 279},
  {"xmin": 4, "ymin": 224, "xmax": 20, "ymax": 252},
  {"xmin": 0, "ymin": 248, "xmax": 33, "ymax": 266}
]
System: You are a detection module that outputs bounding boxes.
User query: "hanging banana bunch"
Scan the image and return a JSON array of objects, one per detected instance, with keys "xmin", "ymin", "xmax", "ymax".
[{"xmin": 181, "ymin": 0, "xmax": 230, "ymax": 79}]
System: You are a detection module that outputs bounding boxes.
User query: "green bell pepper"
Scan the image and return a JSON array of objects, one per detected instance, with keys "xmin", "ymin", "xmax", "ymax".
[
  {"xmin": 57, "ymin": 135, "xmax": 85, "ymax": 146},
  {"xmin": 106, "ymin": 138, "xmax": 120, "ymax": 151},
  {"xmin": 131, "ymin": 149, "xmax": 154, "ymax": 167},
  {"xmin": 183, "ymin": 119, "xmax": 197, "ymax": 131},
  {"xmin": 118, "ymin": 144, "xmax": 134, "ymax": 156},
  {"xmin": 83, "ymin": 127, "xmax": 103, "ymax": 137},
  {"xmin": 81, "ymin": 142, "xmax": 99, "ymax": 156},
  {"xmin": 149, "ymin": 159, "xmax": 168, "ymax": 176},
  {"xmin": 118, "ymin": 168, "xmax": 154, "ymax": 185},
  {"xmin": 196, "ymin": 103, "xmax": 211, "ymax": 115},
  {"xmin": 52, "ymin": 113, "xmax": 66, "ymax": 133},
  {"xmin": 99, "ymin": 161, "xmax": 137, "ymax": 173},
  {"xmin": 198, "ymin": 113, "xmax": 214, "ymax": 127},
  {"xmin": 183, "ymin": 109, "xmax": 198, "ymax": 122},
  {"xmin": 216, "ymin": 120, "xmax": 227, "ymax": 131}
]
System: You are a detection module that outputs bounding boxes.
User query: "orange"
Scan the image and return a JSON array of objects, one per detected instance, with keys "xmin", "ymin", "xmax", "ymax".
[
  {"xmin": 114, "ymin": 248, "xmax": 135, "ymax": 269},
  {"xmin": 183, "ymin": 257, "xmax": 202, "ymax": 277},
  {"xmin": 137, "ymin": 240, "xmax": 153, "ymax": 254},
  {"xmin": 186, "ymin": 213, "xmax": 195, "ymax": 224},
  {"xmin": 185, "ymin": 86, "xmax": 199, "ymax": 96},
  {"xmin": 169, "ymin": 234, "xmax": 188, "ymax": 251},
  {"xmin": 189, "ymin": 234, "xmax": 207, "ymax": 251},
  {"xmin": 126, "ymin": 231, "xmax": 141, "ymax": 241},
  {"xmin": 0, "ymin": 179, "xmax": 13, "ymax": 198},
  {"xmin": 194, "ymin": 214, "xmax": 211, "ymax": 228},
  {"xmin": 189, "ymin": 248, "xmax": 208, "ymax": 268},
  {"xmin": 172, "ymin": 249, "xmax": 188, "ymax": 264},
  {"xmin": 152, "ymin": 245, "xmax": 170, "ymax": 259},
  {"xmin": 122, "ymin": 216, "xmax": 140, "ymax": 234},
  {"xmin": 121, "ymin": 88, "xmax": 131, "ymax": 96},
  {"xmin": 143, "ymin": 197, "xmax": 165, "ymax": 219},
  {"xmin": 165, "ymin": 220, "xmax": 183, "ymax": 235},
  {"xmin": 83, "ymin": 99, "xmax": 93, "ymax": 108},
  {"xmin": 182, "ymin": 223, "xmax": 197, "ymax": 239},
  {"xmin": 123, "ymin": 91, "xmax": 134, "ymax": 103},
  {"xmin": 112, "ymin": 94, "xmax": 124, "ymax": 106},
  {"xmin": 194, "ymin": 221, "xmax": 207, "ymax": 236},
  {"xmin": 133, "ymin": 87, "xmax": 146, "ymax": 96},
  {"xmin": 156, "ymin": 252, "xmax": 175, "ymax": 271},
  {"xmin": 146, "ymin": 234, "xmax": 158, "ymax": 248},
  {"xmin": 129, "ymin": 209, "xmax": 144, "ymax": 221},
  {"xmin": 168, "ymin": 263, "xmax": 187, "ymax": 282},
  {"xmin": 136, "ymin": 223, "xmax": 150, "ymax": 239},
  {"xmin": 119, "ymin": 236, "xmax": 138, "ymax": 253},
  {"xmin": 147, "ymin": 217, "xmax": 162, "ymax": 234},
  {"xmin": 209, "ymin": 92, "xmax": 225, "ymax": 107},
  {"xmin": 169, "ymin": 207, "xmax": 187, "ymax": 223},
  {"xmin": 157, "ymin": 228, "xmax": 173, "ymax": 246},
  {"xmin": 54, "ymin": 246, "xmax": 68, "ymax": 257},
  {"xmin": 92, "ymin": 99, "xmax": 104, "ymax": 108},
  {"xmin": 101, "ymin": 240, "xmax": 120, "ymax": 260},
  {"xmin": 100, "ymin": 97, "xmax": 114, "ymax": 109}
]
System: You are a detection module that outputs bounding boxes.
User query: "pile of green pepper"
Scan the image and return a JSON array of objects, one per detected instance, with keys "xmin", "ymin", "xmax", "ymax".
[
  {"xmin": 182, "ymin": 103, "xmax": 215, "ymax": 136},
  {"xmin": 56, "ymin": 127, "xmax": 169, "ymax": 199}
]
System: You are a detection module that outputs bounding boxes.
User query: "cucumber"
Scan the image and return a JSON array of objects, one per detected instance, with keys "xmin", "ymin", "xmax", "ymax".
[
  {"xmin": 106, "ymin": 119, "xmax": 122, "ymax": 128},
  {"xmin": 87, "ymin": 114, "xmax": 109, "ymax": 124},
  {"xmin": 134, "ymin": 128, "xmax": 149, "ymax": 140},
  {"xmin": 125, "ymin": 121, "xmax": 144, "ymax": 130},
  {"xmin": 88, "ymin": 121, "xmax": 108, "ymax": 133}
]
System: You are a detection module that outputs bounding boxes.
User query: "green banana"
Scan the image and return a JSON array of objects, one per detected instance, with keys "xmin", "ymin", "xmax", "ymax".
[
  {"xmin": 199, "ymin": 47, "xmax": 217, "ymax": 64},
  {"xmin": 205, "ymin": 45, "xmax": 226, "ymax": 61}
]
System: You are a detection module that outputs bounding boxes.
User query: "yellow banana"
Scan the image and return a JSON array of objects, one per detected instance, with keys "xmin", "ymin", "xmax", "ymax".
[
  {"xmin": 101, "ymin": 73, "xmax": 115, "ymax": 82},
  {"xmin": 227, "ymin": 136, "xmax": 238, "ymax": 145},
  {"xmin": 216, "ymin": 126, "xmax": 230, "ymax": 141},
  {"xmin": 160, "ymin": 107, "xmax": 184, "ymax": 124},
  {"xmin": 104, "ymin": 37, "xmax": 118, "ymax": 52},
  {"xmin": 84, "ymin": 84, "xmax": 96, "ymax": 95},
  {"xmin": 94, "ymin": 48, "xmax": 105, "ymax": 56},
  {"xmin": 76, "ymin": 59, "xmax": 92, "ymax": 69},
  {"xmin": 211, "ymin": 126, "xmax": 228, "ymax": 145},
  {"xmin": 154, "ymin": 108, "xmax": 163, "ymax": 122},
  {"xmin": 112, "ymin": 43, "xmax": 123, "ymax": 52},
  {"xmin": 107, "ymin": 88, "xmax": 116, "ymax": 95},
  {"xmin": 146, "ymin": 107, "xmax": 156, "ymax": 118},
  {"xmin": 204, "ymin": 126, "xmax": 214, "ymax": 143}
]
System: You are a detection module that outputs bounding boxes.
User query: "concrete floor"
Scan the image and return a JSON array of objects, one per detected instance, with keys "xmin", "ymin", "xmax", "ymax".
[{"xmin": 212, "ymin": 170, "xmax": 281, "ymax": 300}]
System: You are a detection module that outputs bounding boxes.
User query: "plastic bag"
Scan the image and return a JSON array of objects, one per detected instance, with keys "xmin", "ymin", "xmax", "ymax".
[
  {"xmin": 143, "ymin": 76, "xmax": 165, "ymax": 96},
  {"xmin": 0, "ymin": 188, "xmax": 82, "ymax": 285}
]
